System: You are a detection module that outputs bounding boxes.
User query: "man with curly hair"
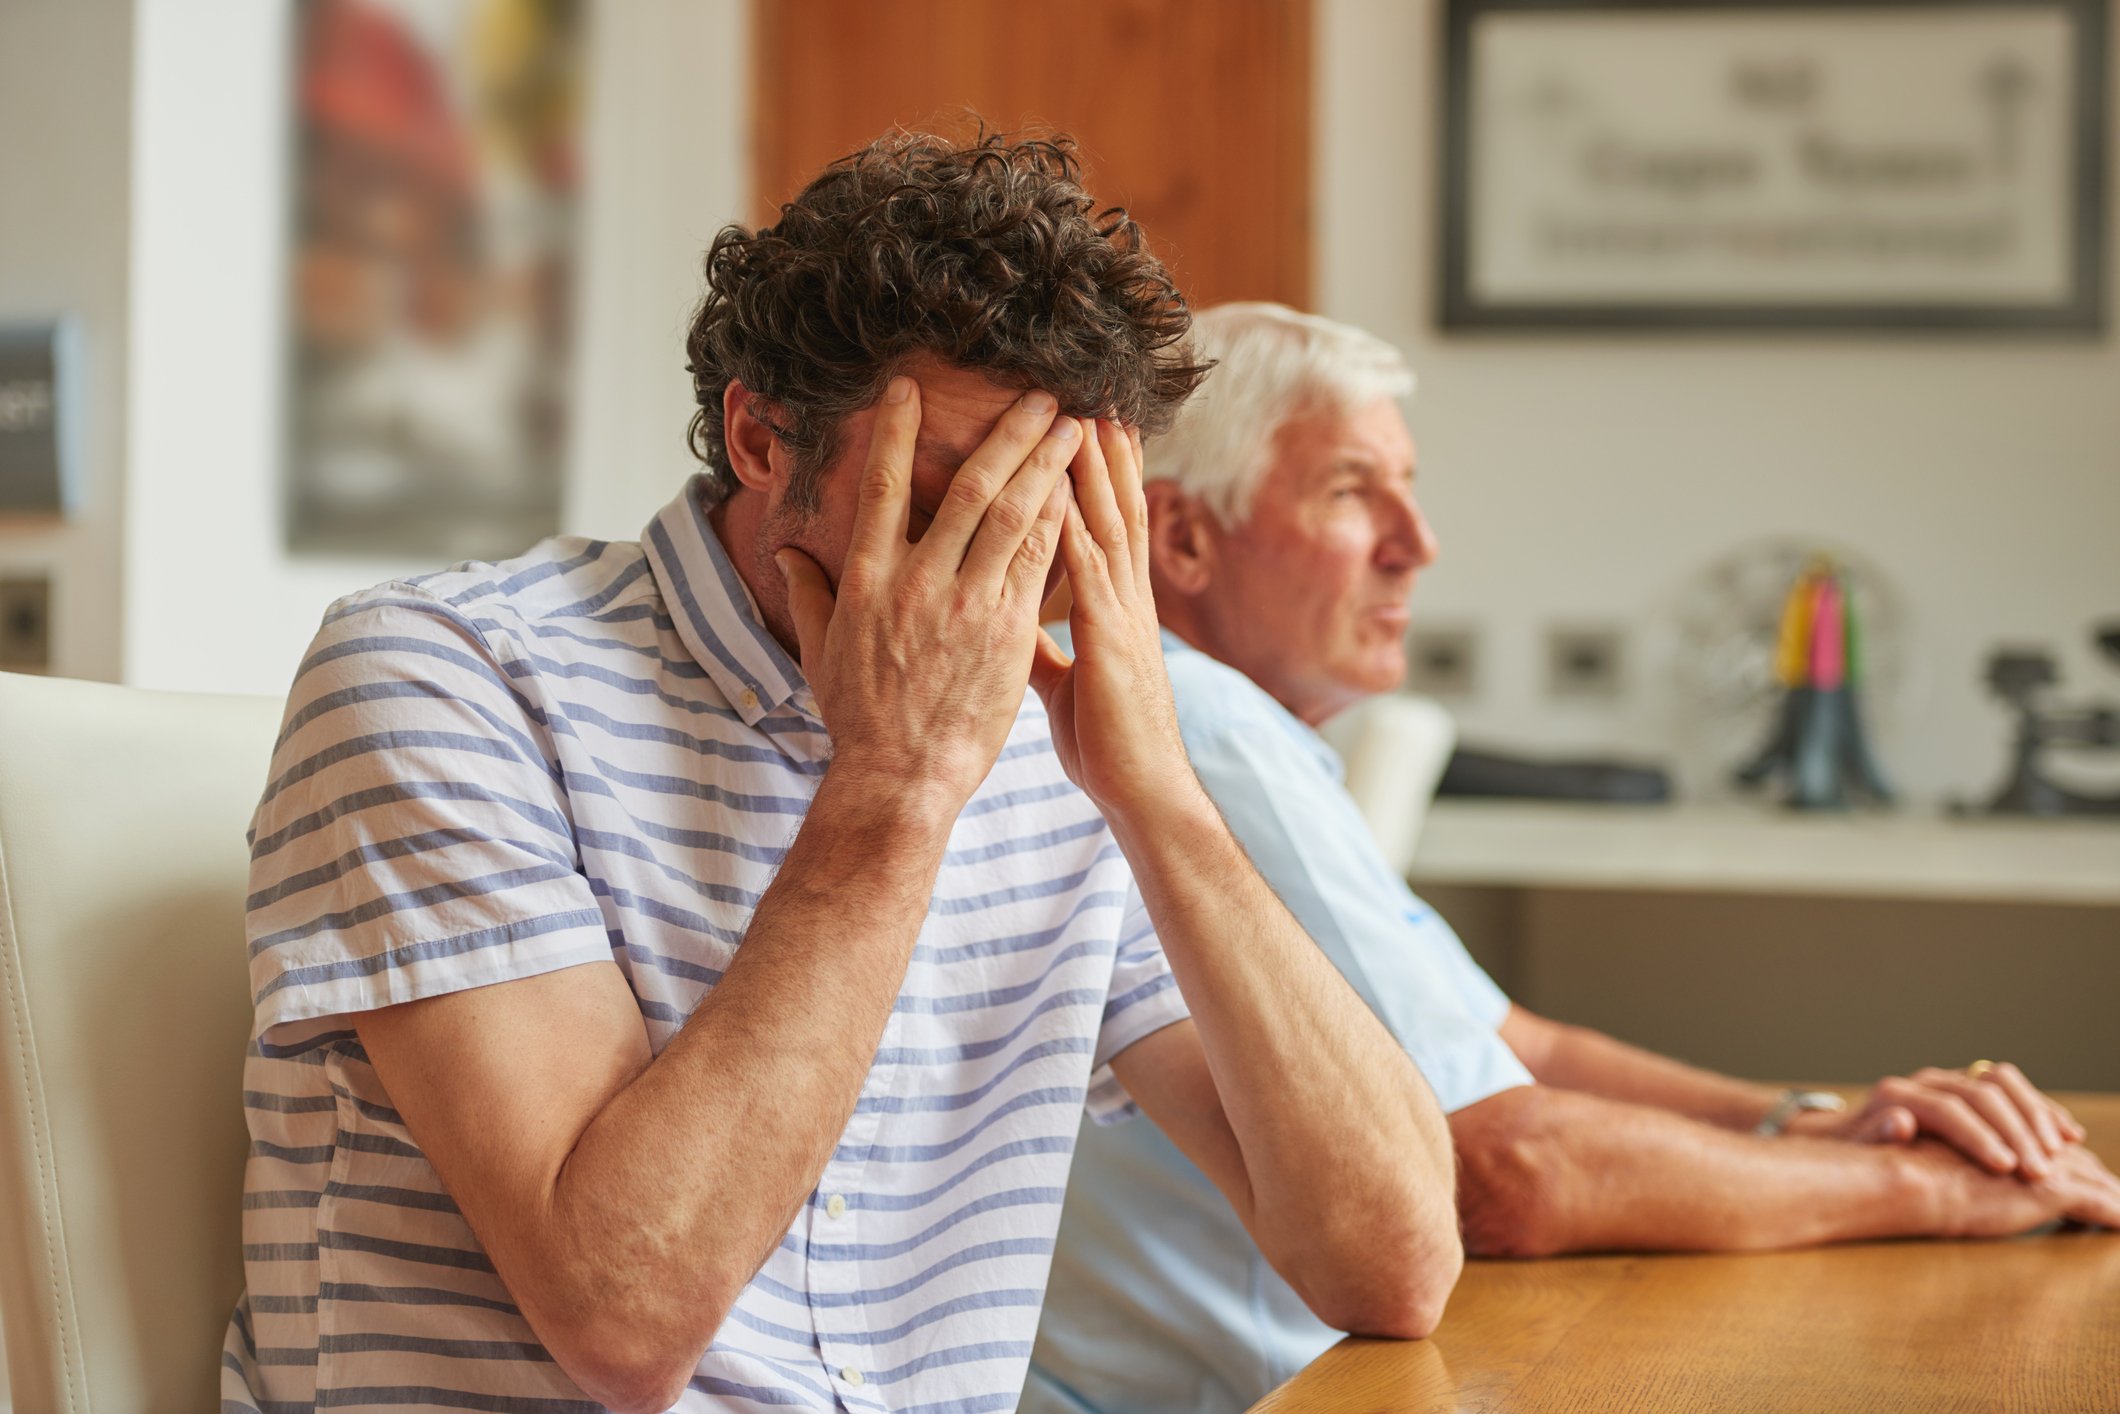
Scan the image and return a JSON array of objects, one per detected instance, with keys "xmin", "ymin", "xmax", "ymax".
[{"xmin": 222, "ymin": 133, "xmax": 1461, "ymax": 1414}]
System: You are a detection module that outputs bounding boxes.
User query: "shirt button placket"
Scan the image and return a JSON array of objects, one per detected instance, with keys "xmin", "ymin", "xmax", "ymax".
[
  {"xmin": 811, "ymin": 1146, "xmax": 871, "ymax": 1406},
  {"xmin": 815, "ymin": 999, "xmax": 897, "ymax": 1407}
]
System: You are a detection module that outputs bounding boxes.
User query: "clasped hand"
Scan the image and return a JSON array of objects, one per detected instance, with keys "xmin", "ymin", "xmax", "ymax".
[
  {"xmin": 776, "ymin": 377, "xmax": 1194, "ymax": 827},
  {"xmin": 1813, "ymin": 1060, "xmax": 2100, "ymax": 1187}
]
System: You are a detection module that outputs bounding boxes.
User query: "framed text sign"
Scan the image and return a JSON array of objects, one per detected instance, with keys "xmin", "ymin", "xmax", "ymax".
[{"xmin": 1439, "ymin": 0, "xmax": 2110, "ymax": 330}]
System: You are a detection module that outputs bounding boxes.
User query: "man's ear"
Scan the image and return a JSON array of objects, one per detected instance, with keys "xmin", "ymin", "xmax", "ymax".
[
  {"xmin": 722, "ymin": 380, "xmax": 782, "ymax": 494},
  {"xmin": 1145, "ymin": 481, "xmax": 1217, "ymax": 597}
]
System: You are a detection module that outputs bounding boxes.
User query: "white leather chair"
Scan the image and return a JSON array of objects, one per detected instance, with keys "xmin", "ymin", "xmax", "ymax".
[
  {"xmin": 1319, "ymin": 692, "xmax": 1458, "ymax": 878},
  {"xmin": 0, "ymin": 671, "xmax": 282, "ymax": 1413}
]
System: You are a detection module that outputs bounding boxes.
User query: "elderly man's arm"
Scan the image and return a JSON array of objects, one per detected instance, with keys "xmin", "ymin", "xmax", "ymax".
[
  {"xmin": 356, "ymin": 380, "xmax": 1078, "ymax": 1413},
  {"xmin": 1450, "ymin": 1083, "xmax": 2120, "ymax": 1256},
  {"xmin": 1500, "ymin": 1004, "xmax": 2088, "ymax": 1180},
  {"xmin": 1038, "ymin": 421, "xmax": 1460, "ymax": 1337}
]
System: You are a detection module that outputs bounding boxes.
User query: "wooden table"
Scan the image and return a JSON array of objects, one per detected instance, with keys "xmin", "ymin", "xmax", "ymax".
[{"xmin": 1249, "ymin": 1093, "xmax": 2120, "ymax": 1413}]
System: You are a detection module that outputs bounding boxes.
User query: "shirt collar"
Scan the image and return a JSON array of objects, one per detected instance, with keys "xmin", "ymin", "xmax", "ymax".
[
  {"xmin": 1157, "ymin": 629, "xmax": 1347, "ymax": 782},
  {"xmin": 643, "ymin": 475, "xmax": 809, "ymax": 728}
]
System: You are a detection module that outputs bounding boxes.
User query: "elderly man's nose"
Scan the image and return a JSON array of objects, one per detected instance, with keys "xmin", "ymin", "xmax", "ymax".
[
  {"xmin": 1410, "ymin": 504, "xmax": 1440, "ymax": 568},
  {"xmin": 1378, "ymin": 492, "xmax": 1435, "ymax": 570}
]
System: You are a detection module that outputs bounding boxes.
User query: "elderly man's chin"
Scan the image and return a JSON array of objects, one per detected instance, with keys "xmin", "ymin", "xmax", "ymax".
[{"xmin": 1342, "ymin": 620, "xmax": 1412, "ymax": 697}]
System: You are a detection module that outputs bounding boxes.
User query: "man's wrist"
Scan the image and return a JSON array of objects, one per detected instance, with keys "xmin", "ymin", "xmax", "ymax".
[
  {"xmin": 815, "ymin": 756, "xmax": 963, "ymax": 845},
  {"xmin": 1756, "ymin": 1089, "xmax": 1847, "ymax": 1137},
  {"xmin": 1885, "ymin": 1143, "xmax": 1962, "ymax": 1238},
  {"xmin": 1096, "ymin": 765, "xmax": 1218, "ymax": 850}
]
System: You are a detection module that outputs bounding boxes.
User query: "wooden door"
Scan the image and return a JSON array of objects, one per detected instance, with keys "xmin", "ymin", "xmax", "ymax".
[{"xmin": 750, "ymin": 0, "xmax": 1313, "ymax": 310}]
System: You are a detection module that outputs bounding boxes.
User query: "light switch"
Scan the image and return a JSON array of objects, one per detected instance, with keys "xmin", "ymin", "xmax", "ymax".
[
  {"xmin": 1546, "ymin": 624, "xmax": 1625, "ymax": 700},
  {"xmin": 1405, "ymin": 625, "xmax": 1479, "ymax": 696}
]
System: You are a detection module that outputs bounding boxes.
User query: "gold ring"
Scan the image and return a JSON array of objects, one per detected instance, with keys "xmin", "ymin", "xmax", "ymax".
[{"xmin": 1966, "ymin": 1059, "xmax": 1997, "ymax": 1080}]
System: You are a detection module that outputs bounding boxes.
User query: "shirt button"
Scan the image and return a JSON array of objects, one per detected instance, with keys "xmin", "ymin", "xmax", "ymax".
[
  {"xmin": 741, "ymin": 689, "xmax": 760, "ymax": 711},
  {"xmin": 825, "ymin": 1193, "xmax": 847, "ymax": 1220},
  {"xmin": 840, "ymin": 1365, "xmax": 864, "ymax": 1387}
]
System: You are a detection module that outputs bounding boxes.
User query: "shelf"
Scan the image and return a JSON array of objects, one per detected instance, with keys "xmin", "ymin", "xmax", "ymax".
[{"xmin": 1408, "ymin": 800, "xmax": 2120, "ymax": 907}]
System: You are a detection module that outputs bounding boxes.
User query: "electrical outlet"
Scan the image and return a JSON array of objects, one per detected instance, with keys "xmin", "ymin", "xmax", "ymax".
[
  {"xmin": 0, "ymin": 576, "xmax": 52, "ymax": 673},
  {"xmin": 1405, "ymin": 625, "xmax": 1479, "ymax": 696},
  {"xmin": 1546, "ymin": 624, "xmax": 1624, "ymax": 700}
]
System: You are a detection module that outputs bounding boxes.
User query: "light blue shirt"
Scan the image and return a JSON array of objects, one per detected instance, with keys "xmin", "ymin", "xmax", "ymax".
[{"xmin": 1022, "ymin": 631, "xmax": 1532, "ymax": 1414}]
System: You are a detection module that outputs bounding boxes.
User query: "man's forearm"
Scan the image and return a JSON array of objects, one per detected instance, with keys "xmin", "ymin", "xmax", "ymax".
[
  {"xmin": 1504, "ymin": 1006, "xmax": 1781, "ymax": 1131},
  {"xmin": 1107, "ymin": 784, "xmax": 1460, "ymax": 1328},
  {"xmin": 526, "ymin": 771, "xmax": 952, "ymax": 1389},
  {"xmin": 1453, "ymin": 1085, "xmax": 1935, "ymax": 1257}
]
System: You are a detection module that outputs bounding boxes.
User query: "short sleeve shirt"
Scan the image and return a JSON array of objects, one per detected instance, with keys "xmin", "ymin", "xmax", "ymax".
[
  {"xmin": 220, "ymin": 476, "xmax": 1190, "ymax": 1414},
  {"xmin": 1024, "ymin": 632, "xmax": 1529, "ymax": 1414}
]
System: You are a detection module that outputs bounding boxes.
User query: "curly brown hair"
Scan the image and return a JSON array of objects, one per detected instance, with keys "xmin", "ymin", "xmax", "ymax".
[{"xmin": 684, "ymin": 128, "xmax": 1211, "ymax": 511}]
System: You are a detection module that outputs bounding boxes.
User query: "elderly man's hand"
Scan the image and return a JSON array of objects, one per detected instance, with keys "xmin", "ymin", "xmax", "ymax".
[
  {"xmin": 1908, "ymin": 1138, "xmax": 2120, "ymax": 1237},
  {"xmin": 1030, "ymin": 420, "xmax": 1200, "ymax": 822},
  {"xmin": 1798, "ymin": 1061, "xmax": 2089, "ymax": 1181}
]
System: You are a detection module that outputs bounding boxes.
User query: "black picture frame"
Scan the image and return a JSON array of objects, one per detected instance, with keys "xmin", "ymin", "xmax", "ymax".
[{"xmin": 1438, "ymin": 0, "xmax": 2111, "ymax": 332}]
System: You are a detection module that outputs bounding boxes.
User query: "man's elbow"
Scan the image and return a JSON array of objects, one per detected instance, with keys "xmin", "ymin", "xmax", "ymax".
[
  {"xmin": 1294, "ymin": 1197, "xmax": 1464, "ymax": 1339},
  {"xmin": 1452, "ymin": 1086, "xmax": 1574, "ymax": 1260},
  {"xmin": 573, "ymin": 1362, "xmax": 692, "ymax": 1414},
  {"xmin": 1337, "ymin": 1237, "xmax": 1462, "ymax": 1339},
  {"xmin": 548, "ymin": 1324, "xmax": 706, "ymax": 1414},
  {"xmin": 535, "ymin": 1276, "xmax": 739, "ymax": 1414}
]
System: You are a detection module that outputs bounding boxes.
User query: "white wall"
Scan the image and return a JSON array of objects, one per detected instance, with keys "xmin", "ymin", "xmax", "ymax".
[
  {"xmin": 100, "ymin": 0, "xmax": 2120, "ymax": 805},
  {"xmin": 124, "ymin": 0, "xmax": 748, "ymax": 696},
  {"xmin": 1318, "ymin": 0, "xmax": 2120, "ymax": 806},
  {"xmin": 0, "ymin": 0, "xmax": 133, "ymax": 682}
]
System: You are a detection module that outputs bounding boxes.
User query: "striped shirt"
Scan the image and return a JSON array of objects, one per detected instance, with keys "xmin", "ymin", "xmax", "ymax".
[{"xmin": 221, "ymin": 474, "xmax": 1190, "ymax": 1414}]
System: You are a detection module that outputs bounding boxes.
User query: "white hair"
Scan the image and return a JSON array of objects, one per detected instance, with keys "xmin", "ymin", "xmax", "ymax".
[{"xmin": 1149, "ymin": 302, "xmax": 1415, "ymax": 524}]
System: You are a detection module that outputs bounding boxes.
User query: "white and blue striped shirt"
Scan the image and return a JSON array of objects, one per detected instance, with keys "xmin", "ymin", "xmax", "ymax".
[{"xmin": 222, "ymin": 475, "xmax": 1190, "ymax": 1414}]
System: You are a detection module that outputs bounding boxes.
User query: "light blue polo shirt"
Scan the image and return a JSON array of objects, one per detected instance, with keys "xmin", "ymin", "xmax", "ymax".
[{"xmin": 1022, "ymin": 631, "xmax": 1532, "ymax": 1414}]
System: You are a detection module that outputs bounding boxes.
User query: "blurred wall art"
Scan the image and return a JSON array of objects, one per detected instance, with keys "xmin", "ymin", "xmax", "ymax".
[{"xmin": 286, "ymin": 0, "xmax": 583, "ymax": 558}]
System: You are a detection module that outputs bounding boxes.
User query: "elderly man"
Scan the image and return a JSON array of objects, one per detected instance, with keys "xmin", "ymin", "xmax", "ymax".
[
  {"xmin": 1023, "ymin": 302, "xmax": 2120, "ymax": 1414},
  {"xmin": 221, "ymin": 148, "xmax": 1461, "ymax": 1414}
]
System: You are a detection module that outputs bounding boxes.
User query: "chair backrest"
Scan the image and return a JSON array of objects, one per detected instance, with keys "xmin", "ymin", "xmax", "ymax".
[
  {"xmin": 1319, "ymin": 693, "xmax": 1458, "ymax": 879},
  {"xmin": 0, "ymin": 671, "xmax": 282, "ymax": 1414}
]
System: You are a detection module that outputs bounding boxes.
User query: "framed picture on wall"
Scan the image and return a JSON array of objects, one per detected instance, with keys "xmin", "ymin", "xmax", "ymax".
[
  {"xmin": 284, "ymin": 0, "xmax": 585, "ymax": 558},
  {"xmin": 1438, "ymin": 0, "xmax": 2110, "ymax": 331}
]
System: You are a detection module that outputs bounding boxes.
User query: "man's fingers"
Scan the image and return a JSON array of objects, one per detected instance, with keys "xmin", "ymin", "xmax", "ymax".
[
  {"xmin": 1950, "ymin": 1077, "xmax": 2052, "ymax": 1179},
  {"xmin": 775, "ymin": 548, "xmax": 835, "ymax": 680},
  {"xmin": 849, "ymin": 376, "xmax": 921, "ymax": 565},
  {"xmin": 921, "ymin": 390, "xmax": 1064, "ymax": 567},
  {"xmin": 1098, "ymin": 418, "xmax": 1151, "ymax": 583},
  {"xmin": 1887, "ymin": 1081, "xmax": 2018, "ymax": 1173},
  {"xmin": 1920, "ymin": 1069, "xmax": 2050, "ymax": 1177},
  {"xmin": 2063, "ymin": 1162, "xmax": 2120, "ymax": 1229},
  {"xmin": 1070, "ymin": 418, "xmax": 1129, "ymax": 561},
  {"xmin": 1926, "ymin": 1093, "xmax": 2020, "ymax": 1174},
  {"xmin": 1003, "ymin": 476, "xmax": 1071, "ymax": 609},
  {"xmin": 1847, "ymin": 1105, "xmax": 1918, "ymax": 1145},
  {"xmin": 1995, "ymin": 1062, "xmax": 2087, "ymax": 1144},
  {"xmin": 1987, "ymin": 1063, "xmax": 2066, "ymax": 1156},
  {"xmin": 1058, "ymin": 495, "xmax": 1106, "ymax": 596},
  {"xmin": 961, "ymin": 418, "xmax": 1078, "ymax": 589},
  {"xmin": 1100, "ymin": 418, "xmax": 1145, "ymax": 525}
]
